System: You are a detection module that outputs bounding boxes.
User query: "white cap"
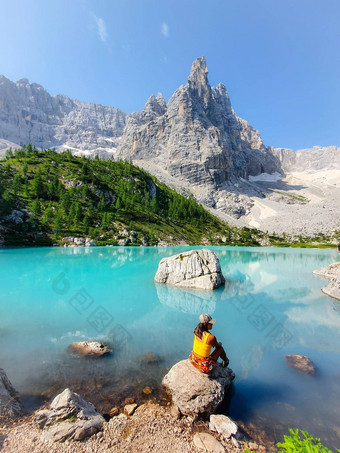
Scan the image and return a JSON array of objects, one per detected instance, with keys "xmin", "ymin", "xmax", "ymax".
[{"xmin": 198, "ymin": 314, "xmax": 216, "ymax": 324}]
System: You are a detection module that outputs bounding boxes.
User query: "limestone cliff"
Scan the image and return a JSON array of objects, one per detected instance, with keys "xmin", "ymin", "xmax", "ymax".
[
  {"xmin": 117, "ymin": 57, "xmax": 281, "ymax": 188},
  {"xmin": 0, "ymin": 75, "xmax": 126, "ymax": 157}
]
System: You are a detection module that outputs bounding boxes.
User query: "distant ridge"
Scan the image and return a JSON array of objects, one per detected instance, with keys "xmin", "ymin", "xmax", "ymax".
[{"xmin": 0, "ymin": 59, "xmax": 339, "ymax": 237}]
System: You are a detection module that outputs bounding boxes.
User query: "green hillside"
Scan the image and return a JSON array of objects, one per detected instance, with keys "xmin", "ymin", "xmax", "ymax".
[{"xmin": 0, "ymin": 146, "xmax": 267, "ymax": 247}]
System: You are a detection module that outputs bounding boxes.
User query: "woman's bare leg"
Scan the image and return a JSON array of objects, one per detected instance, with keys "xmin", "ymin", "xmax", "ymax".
[{"xmin": 210, "ymin": 345, "xmax": 228, "ymax": 363}]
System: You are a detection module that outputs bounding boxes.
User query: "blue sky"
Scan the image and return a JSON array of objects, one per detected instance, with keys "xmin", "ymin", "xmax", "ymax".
[{"xmin": 0, "ymin": 0, "xmax": 339, "ymax": 150}]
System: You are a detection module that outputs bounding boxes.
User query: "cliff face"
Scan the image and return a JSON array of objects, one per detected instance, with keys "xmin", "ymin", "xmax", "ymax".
[
  {"xmin": 0, "ymin": 75, "xmax": 127, "ymax": 156},
  {"xmin": 273, "ymin": 146, "xmax": 340, "ymax": 172},
  {"xmin": 117, "ymin": 57, "xmax": 281, "ymax": 188}
]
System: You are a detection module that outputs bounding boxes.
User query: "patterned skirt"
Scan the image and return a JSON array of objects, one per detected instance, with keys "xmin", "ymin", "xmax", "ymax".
[{"xmin": 189, "ymin": 351, "xmax": 216, "ymax": 374}]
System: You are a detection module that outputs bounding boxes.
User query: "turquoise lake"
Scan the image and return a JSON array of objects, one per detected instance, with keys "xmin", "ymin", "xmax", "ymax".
[{"xmin": 0, "ymin": 246, "xmax": 339, "ymax": 448}]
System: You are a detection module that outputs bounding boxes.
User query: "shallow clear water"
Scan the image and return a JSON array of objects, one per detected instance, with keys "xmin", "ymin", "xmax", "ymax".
[{"xmin": 0, "ymin": 246, "xmax": 339, "ymax": 448}]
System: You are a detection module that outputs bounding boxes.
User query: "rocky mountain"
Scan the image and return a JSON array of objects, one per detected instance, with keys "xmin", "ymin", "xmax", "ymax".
[
  {"xmin": 0, "ymin": 75, "xmax": 126, "ymax": 157},
  {"xmin": 117, "ymin": 57, "xmax": 280, "ymax": 186},
  {"xmin": 0, "ymin": 58, "xmax": 339, "ymax": 238}
]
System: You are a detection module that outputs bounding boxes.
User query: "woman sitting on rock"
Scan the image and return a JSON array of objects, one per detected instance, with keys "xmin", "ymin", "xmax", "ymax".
[{"xmin": 189, "ymin": 313, "xmax": 229, "ymax": 373}]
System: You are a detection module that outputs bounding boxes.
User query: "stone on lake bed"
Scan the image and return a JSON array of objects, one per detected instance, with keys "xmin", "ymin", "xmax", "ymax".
[
  {"xmin": 285, "ymin": 354, "xmax": 316, "ymax": 375},
  {"xmin": 68, "ymin": 341, "xmax": 112, "ymax": 357},
  {"xmin": 140, "ymin": 352, "xmax": 161, "ymax": 364},
  {"xmin": 109, "ymin": 407, "xmax": 119, "ymax": 417},
  {"xmin": 154, "ymin": 249, "xmax": 225, "ymax": 290},
  {"xmin": 142, "ymin": 386, "xmax": 153, "ymax": 395}
]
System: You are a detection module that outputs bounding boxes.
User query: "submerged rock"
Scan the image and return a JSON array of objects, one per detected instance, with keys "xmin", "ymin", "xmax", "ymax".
[
  {"xmin": 140, "ymin": 352, "xmax": 161, "ymax": 364},
  {"xmin": 285, "ymin": 354, "xmax": 316, "ymax": 375},
  {"xmin": 313, "ymin": 262, "xmax": 340, "ymax": 301},
  {"xmin": 68, "ymin": 341, "xmax": 112, "ymax": 357},
  {"xmin": 154, "ymin": 249, "xmax": 225, "ymax": 290},
  {"xmin": 162, "ymin": 359, "xmax": 234, "ymax": 417},
  {"xmin": 34, "ymin": 388, "xmax": 105, "ymax": 442},
  {"xmin": 0, "ymin": 368, "xmax": 24, "ymax": 419}
]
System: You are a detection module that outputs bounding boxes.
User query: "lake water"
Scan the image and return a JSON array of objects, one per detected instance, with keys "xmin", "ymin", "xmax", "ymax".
[{"xmin": 0, "ymin": 246, "xmax": 339, "ymax": 448}]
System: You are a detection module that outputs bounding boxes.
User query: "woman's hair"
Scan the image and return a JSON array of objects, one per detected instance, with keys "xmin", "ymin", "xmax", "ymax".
[{"xmin": 194, "ymin": 322, "xmax": 209, "ymax": 339}]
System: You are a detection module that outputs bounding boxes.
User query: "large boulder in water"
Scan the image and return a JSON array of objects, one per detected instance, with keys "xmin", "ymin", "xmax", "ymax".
[
  {"xmin": 34, "ymin": 388, "xmax": 105, "ymax": 442},
  {"xmin": 313, "ymin": 262, "xmax": 340, "ymax": 301},
  {"xmin": 0, "ymin": 368, "xmax": 24, "ymax": 419},
  {"xmin": 154, "ymin": 249, "xmax": 225, "ymax": 290},
  {"xmin": 162, "ymin": 359, "xmax": 234, "ymax": 417}
]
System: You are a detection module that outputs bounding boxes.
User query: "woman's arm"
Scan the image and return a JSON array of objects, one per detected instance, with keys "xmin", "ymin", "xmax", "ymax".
[{"xmin": 207, "ymin": 334, "xmax": 220, "ymax": 349}]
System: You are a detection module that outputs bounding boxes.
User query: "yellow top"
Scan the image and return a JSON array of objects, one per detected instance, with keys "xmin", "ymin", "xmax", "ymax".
[{"xmin": 193, "ymin": 332, "xmax": 211, "ymax": 357}]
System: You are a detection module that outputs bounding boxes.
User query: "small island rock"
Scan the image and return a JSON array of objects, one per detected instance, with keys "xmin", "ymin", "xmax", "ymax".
[
  {"xmin": 313, "ymin": 262, "xmax": 340, "ymax": 301},
  {"xmin": 34, "ymin": 388, "xmax": 105, "ymax": 442},
  {"xmin": 285, "ymin": 354, "xmax": 316, "ymax": 375},
  {"xmin": 154, "ymin": 249, "xmax": 225, "ymax": 290},
  {"xmin": 68, "ymin": 341, "xmax": 112, "ymax": 357},
  {"xmin": 0, "ymin": 368, "xmax": 24, "ymax": 419},
  {"xmin": 162, "ymin": 359, "xmax": 234, "ymax": 417}
]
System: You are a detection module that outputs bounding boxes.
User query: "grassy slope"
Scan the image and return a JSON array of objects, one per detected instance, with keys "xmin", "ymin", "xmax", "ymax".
[{"xmin": 0, "ymin": 147, "xmax": 265, "ymax": 247}]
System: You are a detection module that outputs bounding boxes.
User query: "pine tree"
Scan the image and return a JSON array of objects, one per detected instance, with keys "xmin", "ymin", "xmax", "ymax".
[
  {"xmin": 42, "ymin": 206, "xmax": 54, "ymax": 225},
  {"xmin": 32, "ymin": 171, "xmax": 45, "ymax": 198},
  {"xmin": 12, "ymin": 173, "xmax": 22, "ymax": 195},
  {"xmin": 83, "ymin": 214, "xmax": 91, "ymax": 234},
  {"xmin": 31, "ymin": 199, "xmax": 42, "ymax": 218},
  {"xmin": 53, "ymin": 211, "xmax": 63, "ymax": 236},
  {"xmin": 74, "ymin": 203, "xmax": 83, "ymax": 225},
  {"xmin": 98, "ymin": 193, "xmax": 105, "ymax": 211},
  {"xmin": 61, "ymin": 191, "xmax": 71, "ymax": 214}
]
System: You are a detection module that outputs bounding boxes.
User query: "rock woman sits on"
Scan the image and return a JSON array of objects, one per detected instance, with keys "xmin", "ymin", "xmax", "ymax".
[{"xmin": 189, "ymin": 314, "xmax": 229, "ymax": 373}]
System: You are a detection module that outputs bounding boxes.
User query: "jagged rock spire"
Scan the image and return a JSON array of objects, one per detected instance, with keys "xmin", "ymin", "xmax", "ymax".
[
  {"xmin": 187, "ymin": 56, "xmax": 209, "ymax": 86},
  {"xmin": 187, "ymin": 56, "xmax": 212, "ymax": 109}
]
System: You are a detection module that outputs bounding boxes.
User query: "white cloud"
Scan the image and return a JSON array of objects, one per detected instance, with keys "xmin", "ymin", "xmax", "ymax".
[
  {"xmin": 93, "ymin": 14, "xmax": 108, "ymax": 42},
  {"xmin": 161, "ymin": 22, "xmax": 169, "ymax": 38}
]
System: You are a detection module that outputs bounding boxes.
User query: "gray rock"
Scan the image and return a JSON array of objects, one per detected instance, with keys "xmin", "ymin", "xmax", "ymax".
[
  {"xmin": 68, "ymin": 341, "xmax": 112, "ymax": 357},
  {"xmin": 162, "ymin": 359, "xmax": 234, "ymax": 417},
  {"xmin": 118, "ymin": 238, "xmax": 130, "ymax": 246},
  {"xmin": 154, "ymin": 249, "xmax": 225, "ymax": 290},
  {"xmin": 314, "ymin": 262, "xmax": 340, "ymax": 301},
  {"xmin": 0, "ymin": 368, "xmax": 24, "ymax": 419},
  {"xmin": 85, "ymin": 238, "xmax": 97, "ymax": 247},
  {"xmin": 193, "ymin": 432, "xmax": 225, "ymax": 452},
  {"xmin": 209, "ymin": 414, "xmax": 238, "ymax": 439},
  {"xmin": 34, "ymin": 388, "xmax": 105, "ymax": 442},
  {"xmin": 5, "ymin": 210, "xmax": 24, "ymax": 224}
]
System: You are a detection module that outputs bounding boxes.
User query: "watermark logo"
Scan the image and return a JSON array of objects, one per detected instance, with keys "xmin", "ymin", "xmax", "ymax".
[{"xmin": 87, "ymin": 306, "xmax": 114, "ymax": 333}]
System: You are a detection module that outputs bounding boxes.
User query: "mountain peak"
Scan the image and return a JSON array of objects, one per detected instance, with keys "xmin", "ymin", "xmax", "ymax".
[{"xmin": 188, "ymin": 56, "xmax": 209, "ymax": 86}]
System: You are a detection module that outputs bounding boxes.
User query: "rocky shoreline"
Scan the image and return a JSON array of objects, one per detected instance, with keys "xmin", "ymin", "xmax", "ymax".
[
  {"xmin": 313, "ymin": 261, "xmax": 340, "ymax": 301},
  {"xmin": 0, "ymin": 364, "xmax": 276, "ymax": 453}
]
